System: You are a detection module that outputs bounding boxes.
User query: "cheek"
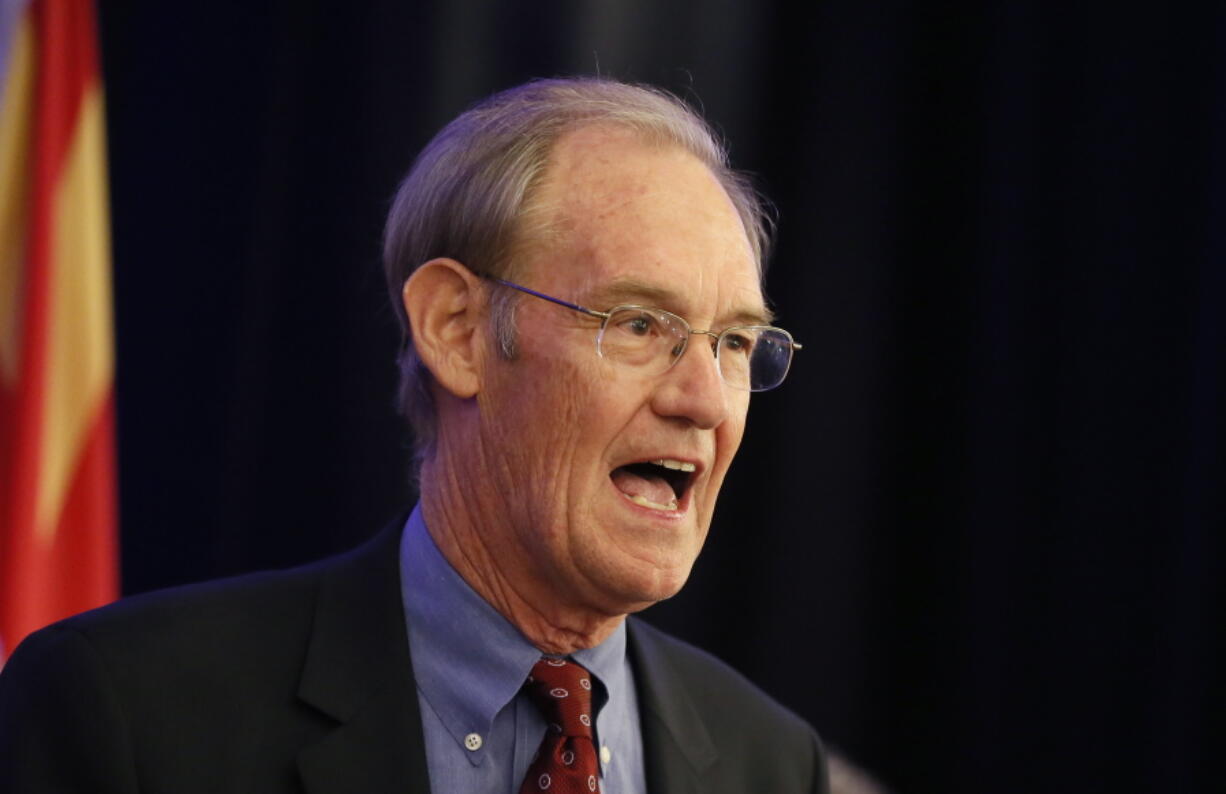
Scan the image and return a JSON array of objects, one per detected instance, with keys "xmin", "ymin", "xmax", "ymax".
[{"xmin": 497, "ymin": 355, "xmax": 612, "ymax": 496}]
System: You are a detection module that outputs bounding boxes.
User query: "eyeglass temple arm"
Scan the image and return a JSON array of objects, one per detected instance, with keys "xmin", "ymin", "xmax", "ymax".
[{"xmin": 489, "ymin": 278, "xmax": 610, "ymax": 320}]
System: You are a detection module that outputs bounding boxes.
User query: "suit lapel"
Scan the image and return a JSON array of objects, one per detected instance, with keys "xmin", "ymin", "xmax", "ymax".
[
  {"xmin": 295, "ymin": 518, "xmax": 433, "ymax": 794},
  {"xmin": 290, "ymin": 524, "xmax": 724, "ymax": 794},
  {"xmin": 627, "ymin": 619, "xmax": 719, "ymax": 794}
]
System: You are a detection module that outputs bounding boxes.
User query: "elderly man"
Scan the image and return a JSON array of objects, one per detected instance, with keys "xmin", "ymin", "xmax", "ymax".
[{"xmin": 0, "ymin": 78, "xmax": 826, "ymax": 793}]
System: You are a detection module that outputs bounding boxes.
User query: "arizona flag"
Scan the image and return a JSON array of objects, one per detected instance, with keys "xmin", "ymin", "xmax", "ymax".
[{"xmin": 0, "ymin": 0, "xmax": 118, "ymax": 664}]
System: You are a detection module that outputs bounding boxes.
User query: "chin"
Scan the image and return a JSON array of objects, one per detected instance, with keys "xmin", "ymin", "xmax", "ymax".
[
  {"xmin": 599, "ymin": 557, "xmax": 698, "ymax": 613},
  {"xmin": 570, "ymin": 504, "xmax": 708, "ymax": 612}
]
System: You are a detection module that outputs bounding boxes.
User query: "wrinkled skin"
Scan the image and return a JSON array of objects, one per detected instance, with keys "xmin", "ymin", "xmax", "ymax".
[{"xmin": 421, "ymin": 125, "xmax": 766, "ymax": 653}]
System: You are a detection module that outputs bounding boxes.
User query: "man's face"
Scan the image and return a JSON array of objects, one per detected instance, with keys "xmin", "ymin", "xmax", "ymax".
[{"xmin": 475, "ymin": 125, "xmax": 766, "ymax": 619}]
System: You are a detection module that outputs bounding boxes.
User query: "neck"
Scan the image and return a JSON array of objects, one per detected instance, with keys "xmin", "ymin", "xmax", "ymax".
[{"xmin": 418, "ymin": 440, "xmax": 625, "ymax": 656}]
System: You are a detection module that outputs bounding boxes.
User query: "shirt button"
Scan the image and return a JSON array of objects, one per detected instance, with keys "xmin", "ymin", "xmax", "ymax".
[
  {"xmin": 464, "ymin": 733, "xmax": 483, "ymax": 751},
  {"xmin": 600, "ymin": 745, "xmax": 612, "ymax": 764}
]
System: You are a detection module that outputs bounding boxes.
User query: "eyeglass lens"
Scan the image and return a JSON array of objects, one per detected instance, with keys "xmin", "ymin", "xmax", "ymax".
[{"xmin": 597, "ymin": 307, "xmax": 793, "ymax": 391}]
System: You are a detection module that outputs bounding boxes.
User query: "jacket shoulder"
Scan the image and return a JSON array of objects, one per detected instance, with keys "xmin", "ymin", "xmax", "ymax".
[
  {"xmin": 0, "ymin": 522, "xmax": 404, "ymax": 793},
  {"xmin": 49, "ymin": 554, "xmax": 328, "ymax": 661},
  {"xmin": 33, "ymin": 519, "xmax": 399, "ymax": 666},
  {"xmin": 628, "ymin": 616, "xmax": 814, "ymax": 733},
  {"xmin": 627, "ymin": 616, "xmax": 828, "ymax": 793}
]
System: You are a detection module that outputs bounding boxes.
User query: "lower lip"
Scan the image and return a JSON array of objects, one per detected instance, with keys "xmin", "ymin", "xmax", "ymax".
[{"xmin": 607, "ymin": 477, "xmax": 691, "ymax": 521}]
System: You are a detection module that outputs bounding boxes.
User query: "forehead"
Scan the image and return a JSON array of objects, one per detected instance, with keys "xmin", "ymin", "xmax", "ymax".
[{"xmin": 523, "ymin": 126, "xmax": 766, "ymax": 324}]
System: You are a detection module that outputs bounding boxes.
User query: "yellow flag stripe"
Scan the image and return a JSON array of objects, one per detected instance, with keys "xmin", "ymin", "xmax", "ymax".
[
  {"xmin": 0, "ymin": 14, "xmax": 33, "ymax": 387},
  {"xmin": 36, "ymin": 80, "xmax": 114, "ymax": 538}
]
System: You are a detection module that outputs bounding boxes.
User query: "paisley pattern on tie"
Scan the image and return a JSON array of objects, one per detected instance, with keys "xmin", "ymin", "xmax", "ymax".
[{"xmin": 520, "ymin": 658, "xmax": 601, "ymax": 793}]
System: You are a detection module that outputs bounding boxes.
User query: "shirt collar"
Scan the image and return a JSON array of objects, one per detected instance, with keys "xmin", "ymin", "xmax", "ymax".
[
  {"xmin": 399, "ymin": 505, "xmax": 627, "ymax": 760},
  {"xmin": 572, "ymin": 623, "xmax": 626, "ymax": 711}
]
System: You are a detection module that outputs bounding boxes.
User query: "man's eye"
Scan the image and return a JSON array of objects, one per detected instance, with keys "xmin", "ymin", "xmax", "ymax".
[
  {"xmin": 722, "ymin": 332, "xmax": 754, "ymax": 354},
  {"xmin": 621, "ymin": 315, "xmax": 657, "ymax": 336}
]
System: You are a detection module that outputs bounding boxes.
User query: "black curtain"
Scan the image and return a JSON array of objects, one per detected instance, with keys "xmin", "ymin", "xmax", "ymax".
[{"xmin": 99, "ymin": 2, "xmax": 1223, "ymax": 792}]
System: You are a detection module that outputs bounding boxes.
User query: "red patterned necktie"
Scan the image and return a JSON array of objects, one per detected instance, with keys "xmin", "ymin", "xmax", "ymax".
[{"xmin": 519, "ymin": 657, "xmax": 601, "ymax": 794}]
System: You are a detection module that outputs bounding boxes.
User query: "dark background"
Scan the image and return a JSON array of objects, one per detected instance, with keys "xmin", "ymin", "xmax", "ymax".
[{"xmin": 97, "ymin": 2, "xmax": 1222, "ymax": 792}]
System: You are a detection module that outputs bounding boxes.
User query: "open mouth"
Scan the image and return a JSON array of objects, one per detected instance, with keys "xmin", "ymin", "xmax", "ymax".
[{"xmin": 609, "ymin": 459, "xmax": 696, "ymax": 512}]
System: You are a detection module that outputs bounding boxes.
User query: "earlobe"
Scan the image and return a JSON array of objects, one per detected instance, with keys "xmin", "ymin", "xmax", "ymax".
[{"xmin": 402, "ymin": 259, "xmax": 485, "ymax": 399}]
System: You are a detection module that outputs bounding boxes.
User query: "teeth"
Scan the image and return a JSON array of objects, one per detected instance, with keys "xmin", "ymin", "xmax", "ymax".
[
  {"xmin": 623, "ymin": 493, "xmax": 679, "ymax": 511},
  {"xmin": 652, "ymin": 459, "xmax": 696, "ymax": 472}
]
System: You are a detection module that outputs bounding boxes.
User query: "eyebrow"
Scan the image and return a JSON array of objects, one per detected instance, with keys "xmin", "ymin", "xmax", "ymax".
[{"xmin": 581, "ymin": 277, "xmax": 776, "ymax": 327}]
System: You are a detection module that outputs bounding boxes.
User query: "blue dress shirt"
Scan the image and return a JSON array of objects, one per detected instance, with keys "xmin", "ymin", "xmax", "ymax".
[{"xmin": 399, "ymin": 506, "xmax": 647, "ymax": 793}]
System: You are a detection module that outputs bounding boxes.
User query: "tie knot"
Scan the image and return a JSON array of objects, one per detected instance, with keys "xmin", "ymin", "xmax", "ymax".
[{"xmin": 524, "ymin": 658, "xmax": 596, "ymax": 738}]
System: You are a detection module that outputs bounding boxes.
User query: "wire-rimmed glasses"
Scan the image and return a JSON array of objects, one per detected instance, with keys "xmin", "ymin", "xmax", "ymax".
[{"xmin": 488, "ymin": 277, "xmax": 801, "ymax": 392}]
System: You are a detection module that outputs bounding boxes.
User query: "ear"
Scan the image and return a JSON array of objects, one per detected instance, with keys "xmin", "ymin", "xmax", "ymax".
[{"xmin": 402, "ymin": 258, "xmax": 486, "ymax": 399}]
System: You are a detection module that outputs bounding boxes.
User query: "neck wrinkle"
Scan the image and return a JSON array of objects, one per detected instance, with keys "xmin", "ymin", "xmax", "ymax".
[{"xmin": 419, "ymin": 445, "xmax": 624, "ymax": 656}]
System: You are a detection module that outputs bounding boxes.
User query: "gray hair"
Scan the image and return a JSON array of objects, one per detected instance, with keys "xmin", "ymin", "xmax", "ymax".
[{"xmin": 383, "ymin": 77, "xmax": 773, "ymax": 465}]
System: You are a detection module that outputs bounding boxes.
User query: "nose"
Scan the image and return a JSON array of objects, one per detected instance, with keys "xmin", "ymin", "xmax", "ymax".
[{"xmin": 649, "ymin": 335, "xmax": 731, "ymax": 429}]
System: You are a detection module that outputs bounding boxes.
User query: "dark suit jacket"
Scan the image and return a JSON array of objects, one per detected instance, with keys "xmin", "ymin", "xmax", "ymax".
[{"xmin": 0, "ymin": 518, "xmax": 827, "ymax": 793}]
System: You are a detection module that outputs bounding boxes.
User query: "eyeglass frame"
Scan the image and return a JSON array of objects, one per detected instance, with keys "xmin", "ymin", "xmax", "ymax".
[{"xmin": 484, "ymin": 275, "xmax": 802, "ymax": 392}]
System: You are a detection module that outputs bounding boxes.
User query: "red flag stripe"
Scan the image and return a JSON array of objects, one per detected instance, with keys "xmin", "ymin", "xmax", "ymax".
[
  {"xmin": 1, "ymin": 0, "xmax": 117, "ymax": 660},
  {"xmin": 3, "ymin": 390, "xmax": 116, "ymax": 636}
]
